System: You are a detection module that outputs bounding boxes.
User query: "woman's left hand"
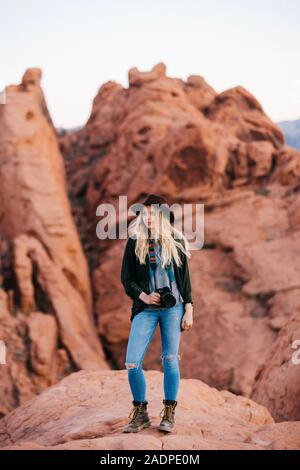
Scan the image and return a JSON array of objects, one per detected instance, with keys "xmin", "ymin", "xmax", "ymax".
[{"xmin": 181, "ymin": 308, "xmax": 193, "ymax": 331}]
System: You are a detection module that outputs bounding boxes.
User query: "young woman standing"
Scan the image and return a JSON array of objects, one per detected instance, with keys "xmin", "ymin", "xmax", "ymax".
[{"xmin": 121, "ymin": 194, "xmax": 193, "ymax": 433}]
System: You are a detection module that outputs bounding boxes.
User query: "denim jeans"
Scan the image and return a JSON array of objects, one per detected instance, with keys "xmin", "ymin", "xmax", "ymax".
[{"xmin": 125, "ymin": 303, "xmax": 185, "ymax": 402}]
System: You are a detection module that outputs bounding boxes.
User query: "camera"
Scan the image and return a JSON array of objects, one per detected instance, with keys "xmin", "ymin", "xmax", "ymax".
[{"xmin": 155, "ymin": 286, "xmax": 176, "ymax": 308}]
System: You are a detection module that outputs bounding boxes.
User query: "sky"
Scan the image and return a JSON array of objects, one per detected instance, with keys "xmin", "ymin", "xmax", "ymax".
[{"xmin": 1, "ymin": 0, "xmax": 299, "ymax": 129}]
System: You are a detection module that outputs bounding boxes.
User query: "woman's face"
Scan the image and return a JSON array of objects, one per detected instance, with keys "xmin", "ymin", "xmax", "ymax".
[{"xmin": 142, "ymin": 205, "xmax": 157, "ymax": 230}]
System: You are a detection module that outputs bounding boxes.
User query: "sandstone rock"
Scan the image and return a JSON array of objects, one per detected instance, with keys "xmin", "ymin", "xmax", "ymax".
[
  {"xmin": 13, "ymin": 234, "xmax": 107, "ymax": 370},
  {"xmin": 0, "ymin": 69, "xmax": 109, "ymax": 414},
  {"xmin": 184, "ymin": 74, "xmax": 217, "ymax": 111},
  {"xmin": 2, "ymin": 63, "xmax": 300, "ymax": 427},
  {"xmin": 0, "ymin": 289, "xmax": 37, "ymax": 416},
  {"xmin": 271, "ymin": 146, "xmax": 300, "ymax": 186},
  {"xmin": 1, "ymin": 369, "xmax": 299, "ymax": 450},
  {"xmin": 235, "ymin": 230, "xmax": 300, "ymax": 295},
  {"xmin": 58, "ymin": 63, "xmax": 300, "ymax": 407},
  {"xmin": 206, "ymin": 86, "xmax": 284, "ymax": 149},
  {"xmin": 93, "ymin": 189, "xmax": 300, "ymax": 401},
  {"xmin": 251, "ymin": 309, "xmax": 300, "ymax": 422},
  {"xmin": 22, "ymin": 68, "xmax": 42, "ymax": 87},
  {"xmin": 128, "ymin": 63, "xmax": 166, "ymax": 86},
  {"xmin": 0, "ymin": 67, "xmax": 92, "ymax": 312},
  {"xmin": 27, "ymin": 312, "xmax": 58, "ymax": 379}
]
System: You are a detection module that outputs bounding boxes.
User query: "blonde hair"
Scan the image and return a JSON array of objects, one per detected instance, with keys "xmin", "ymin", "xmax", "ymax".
[{"xmin": 128, "ymin": 207, "xmax": 191, "ymax": 268}]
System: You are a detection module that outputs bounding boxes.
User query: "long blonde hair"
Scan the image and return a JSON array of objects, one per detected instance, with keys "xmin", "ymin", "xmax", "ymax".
[{"xmin": 128, "ymin": 207, "xmax": 191, "ymax": 268}]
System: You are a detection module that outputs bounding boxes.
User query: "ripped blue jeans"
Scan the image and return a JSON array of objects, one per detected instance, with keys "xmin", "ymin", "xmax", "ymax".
[{"xmin": 125, "ymin": 303, "xmax": 185, "ymax": 402}]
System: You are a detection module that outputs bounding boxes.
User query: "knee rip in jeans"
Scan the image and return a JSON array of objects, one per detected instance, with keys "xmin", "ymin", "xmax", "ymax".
[
  {"xmin": 161, "ymin": 353, "xmax": 181, "ymax": 363},
  {"xmin": 125, "ymin": 361, "xmax": 139, "ymax": 369}
]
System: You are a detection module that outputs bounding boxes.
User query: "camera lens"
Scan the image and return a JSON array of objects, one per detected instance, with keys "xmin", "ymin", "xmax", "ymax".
[{"xmin": 161, "ymin": 292, "xmax": 176, "ymax": 308}]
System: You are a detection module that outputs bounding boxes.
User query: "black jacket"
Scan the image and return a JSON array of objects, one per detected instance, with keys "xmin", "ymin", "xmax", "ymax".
[{"xmin": 121, "ymin": 236, "xmax": 193, "ymax": 321}]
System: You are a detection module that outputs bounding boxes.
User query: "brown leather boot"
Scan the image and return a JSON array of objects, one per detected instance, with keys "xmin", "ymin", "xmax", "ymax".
[
  {"xmin": 158, "ymin": 399, "xmax": 177, "ymax": 432},
  {"xmin": 122, "ymin": 400, "xmax": 151, "ymax": 433}
]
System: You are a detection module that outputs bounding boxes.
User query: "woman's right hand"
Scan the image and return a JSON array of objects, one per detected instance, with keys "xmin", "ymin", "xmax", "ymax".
[{"xmin": 139, "ymin": 291, "xmax": 161, "ymax": 306}]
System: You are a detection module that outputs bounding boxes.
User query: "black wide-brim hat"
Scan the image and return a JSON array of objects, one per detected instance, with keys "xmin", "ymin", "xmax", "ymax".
[{"xmin": 132, "ymin": 194, "xmax": 175, "ymax": 224}]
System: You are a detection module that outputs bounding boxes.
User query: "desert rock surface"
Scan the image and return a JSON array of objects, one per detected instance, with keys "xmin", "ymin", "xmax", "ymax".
[
  {"xmin": 0, "ymin": 64, "xmax": 300, "ymax": 437},
  {"xmin": 1, "ymin": 370, "xmax": 300, "ymax": 450}
]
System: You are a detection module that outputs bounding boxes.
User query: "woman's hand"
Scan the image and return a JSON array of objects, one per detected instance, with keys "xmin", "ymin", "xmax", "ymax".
[
  {"xmin": 139, "ymin": 291, "xmax": 161, "ymax": 306},
  {"xmin": 181, "ymin": 304, "xmax": 193, "ymax": 331}
]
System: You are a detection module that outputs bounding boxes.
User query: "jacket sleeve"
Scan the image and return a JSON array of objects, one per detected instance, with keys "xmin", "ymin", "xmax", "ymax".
[
  {"xmin": 179, "ymin": 242, "xmax": 193, "ymax": 305},
  {"xmin": 121, "ymin": 238, "xmax": 144, "ymax": 301}
]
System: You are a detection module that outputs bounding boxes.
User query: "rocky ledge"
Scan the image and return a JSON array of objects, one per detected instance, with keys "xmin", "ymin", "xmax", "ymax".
[{"xmin": 0, "ymin": 370, "xmax": 299, "ymax": 450}]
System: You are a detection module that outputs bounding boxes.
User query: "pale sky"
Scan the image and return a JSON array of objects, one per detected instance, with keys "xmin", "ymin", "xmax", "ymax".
[{"xmin": 1, "ymin": 0, "xmax": 299, "ymax": 128}]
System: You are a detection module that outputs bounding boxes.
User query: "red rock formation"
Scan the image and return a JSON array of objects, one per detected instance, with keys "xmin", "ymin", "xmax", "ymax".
[
  {"xmin": 82, "ymin": 62, "xmax": 290, "ymax": 215},
  {"xmin": 0, "ymin": 369, "xmax": 299, "ymax": 450},
  {"xmin": 101, "ymin": 190, "xmax": 299, "ymax": 402},
  {"xmin": 0, "ymin": 69, "xmax": 108, "ymax": 414},
  {"xmin": 59, "ymin": 63, "xmax": 300, "ymax": 410},
  {"xmin": 1, "ymin": 68, "xmax": 91, "ymax": 311},
  {"xmin": 0, "ymin": 287, "xmax": 71, "ymax": 416},
  {"xmin": 12, "ymin": 234, "xmax": 106, "ymax": 369},
  {"xmin": 251, "ymin": 308, "xmax": 300, "ymax": 422},
  {"xmin": 2, "ymin": 63, "xmax": 300, "ymax": 427}
]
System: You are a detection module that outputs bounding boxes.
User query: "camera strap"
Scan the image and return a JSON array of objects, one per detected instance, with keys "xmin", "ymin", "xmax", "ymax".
[{"xmin": 148, "ymin": 239, "xmax": 173, "ymax": 291}]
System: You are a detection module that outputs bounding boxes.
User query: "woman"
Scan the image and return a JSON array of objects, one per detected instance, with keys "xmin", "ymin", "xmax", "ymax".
[{"xmin": 121, "ymin": 194, "xmax": 193, "ymax": 433}]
